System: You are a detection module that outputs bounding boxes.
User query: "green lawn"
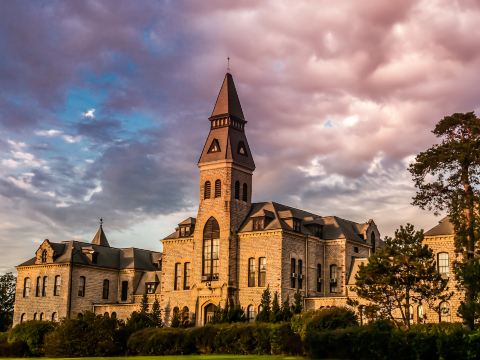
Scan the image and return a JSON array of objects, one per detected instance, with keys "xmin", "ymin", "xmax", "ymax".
[{"xmin": 7, "ymin": 357, "xmax": 305, "ymax": 360}]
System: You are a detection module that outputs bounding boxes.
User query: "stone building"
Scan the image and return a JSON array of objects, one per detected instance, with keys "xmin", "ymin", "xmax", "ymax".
[{"xmin": 13, "ymin": 72, "xmax": 382, "ymax": 326}]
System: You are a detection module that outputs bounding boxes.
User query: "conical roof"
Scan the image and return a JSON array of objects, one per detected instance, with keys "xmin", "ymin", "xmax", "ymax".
[
  {"xmin": 91, "ymin": 223, "xmax": 110, "ymax": 247},
  {"xmin": 210, "ymin": 73, "xmax": 245, "ymax": 121}
]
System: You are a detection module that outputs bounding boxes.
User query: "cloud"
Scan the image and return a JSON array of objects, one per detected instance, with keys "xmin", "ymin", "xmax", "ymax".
[{"xmin": 82, "ymin": 108, "xmax": 96, "ymax": 119}]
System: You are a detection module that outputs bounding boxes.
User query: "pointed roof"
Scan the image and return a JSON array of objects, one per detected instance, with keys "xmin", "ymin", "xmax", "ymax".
[
  {"xmin": 210, "ymin": 73, "xmax": 245, "ymax": 121},
  {"xmin": 92, "ymin": 223, "xmax": 110, "ymax": 247}
]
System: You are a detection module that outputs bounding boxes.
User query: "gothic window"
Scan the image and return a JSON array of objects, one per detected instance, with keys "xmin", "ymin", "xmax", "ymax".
[
  {"xmin": 174, "ymin": 263, "xmax": 181, "ymax": 290},
  {"xmin": 41, "ymin": 250, "xmax": 47, "ymax": 263},
  {"xmin": 330, "ymin": 264, "xmax": 338, "ymax": 293},
  {"xmin": 291, "ymin": 258, "xmax": 296, "ymax": 288},
  {"xmin": 52, "ymin": 312, "xmax": 58, "ymax": 322},
  {"xmin": 371, "ymin": 232, "xmax": 376, "ymax": 253},
  {"xmin": 248, "ymin": 258, "xmax": 255, "ymax": 287},
  {"xmin": 207, "ymin": 139, "xmax": 221, "ymax": 153},
  {"xmin": 184, "ymin": 262, "xmax": 191, "ymax": 290},
  {"xmin": 214, "ymin": 179, "xmax": 221, "ymax": 198},
  {"xmin": 298, "ymin": 259, "xmax": 303, "ymax": 289},
  {"xmin": 54, "ymin": 275, "xmax": 61, "ymax": 296},
  {"xmin": 253, "ymin": 217, "xmax": 264, "ymax": 231},
  {"xmin": 23, "ymin": 277, "xmax": 31, "ymax": 298},
  {"xmin": 39, "ymin": 312, "xmax": 44, "ymax": 321},
  {"xmin": 78, "ymin": 276, "xmax": 86, "ymax": 297},
  {"xmin": 438, "ymin": 252, "xmax": 449, "ymax": 276},
  {"xmin": 202, "ymin": 217, "xmax": 220, "ymax": 281},
  {"xmin": 247, "ymin": 305, "xmax": 255, "ymax": 322},
  {"xmin": 234, "ymin": 181, "xmax": 240, "ymax": 200},
  {"xmin": 102, "ymin": 279, "xmax": 109, "ymax": 299},
  {"xmin": 238, "ymin": 141, "xmax": 247, "ymax": 156},
  {"xmin": 204, "ymin": 181, "xmax": 211, "ymax": 199},
  {"xmin": 42, "ymin": 276, "xmax": 48, "ymax": 297},
  {"xmin": 36, "ymin": 276, "xmax": 41, "ymax": 297},
  {"xmin": 121, "ymin": 281, "xmax": 128, "ymax": 301},
  {"xmin": 258, "ymin": 257, "xmax": 266, "ymax": 287},
  {"xmin": 20, "ymin": 313, "xmax": 26, "ymax": 323},
  {"xmin": 33, "ymin": 313, "xmax": 37, "ymax": 320},
  {"xmin": 317, "ymin": 264, "xmax": 322, "ymax": 292},
  {"xmin": 439, "ymin": 301, "xmax": 451, "ymax": 322},
  {"xmin": 242, "ymin": 183, "xmax": 248, "ymax": 202}
]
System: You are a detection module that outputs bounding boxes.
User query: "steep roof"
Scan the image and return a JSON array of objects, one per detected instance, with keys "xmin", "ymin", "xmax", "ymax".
[
  {"xmin": 210, "ymin": 72, "xmax": 245, "ymax": 121},
  {"xmin": 425, "ymin": 217, "xmax": 455, "ymax": 236},
  {"xmin": 91, "ymin": 224, "xmax": 109, "ymax": 247}
]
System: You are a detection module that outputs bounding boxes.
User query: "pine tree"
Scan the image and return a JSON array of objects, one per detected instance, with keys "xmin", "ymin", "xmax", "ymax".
[
  {"xmin": 270, "ymin": 291, "xmax": 281, "ymax": 322},
  {"xmin": 293, "ymin": 290, "xmax": 303, "ymax": 314},
  {"xmin": 281, "ymin": 294, "xmax": 293, "ymax": 321},
  {"xmin": 151, "ymin": 298, "xmax": 162, "ymax": 327},
  {"xmin": 140, "ymin": 293, "xmax": 149, "ymax": 313},
  {"xmin": 256, "ymin": 287, "xmax": 271, "ymax": 322},
  {"xmin": 170, "ymin": 308, "xmax": 180, "ymax": 328}
]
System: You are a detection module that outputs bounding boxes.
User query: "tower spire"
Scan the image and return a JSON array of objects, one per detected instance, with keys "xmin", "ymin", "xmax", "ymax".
[
  {"xmin": 210, "ymin": 72, "xmax": 245, "ymax": 122},
  {"xmin": 91, "ymin": 218, "xmax": 110, "ymax": 247}
]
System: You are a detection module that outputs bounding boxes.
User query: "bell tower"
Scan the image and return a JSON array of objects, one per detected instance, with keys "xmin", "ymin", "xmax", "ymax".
[{"xmin": 194, "ymin": 72, "xmax": 255, "ymax": 309}]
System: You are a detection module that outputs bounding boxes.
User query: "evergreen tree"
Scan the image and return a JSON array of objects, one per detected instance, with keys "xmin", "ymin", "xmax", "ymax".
[
  {"xmin": 170, "ymin": 308, "xmax": 180, "ymax": 328},
  {"xmin": 151, "ymin": 298, "xmax": 162, "ymax": 327},
  {"xmin": 256, "ymin": 287, "xmax": 271, "ymax": 322},
  {"xmin": 293, "ymin": 290, "xmax": 303, "ymax": 314},
  {"xmin": 270, "ymin": 291, "xmax": 281, "ymax": 322},
  {"xmin": 0, "ymin": 272, "xmax": 15, "ymax": 331},
  {"xmin": 140, "ymin": 293, "xmax": 149, "ymax": 313},
  {"xmin": 281, "ymin": 294, "xmax": 293, "ymax": 321}
]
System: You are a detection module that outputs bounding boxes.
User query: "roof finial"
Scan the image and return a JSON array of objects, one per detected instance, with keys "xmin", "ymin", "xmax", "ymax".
[
  {"xmin": 99, "ymin": 217, "xmax": 103, "ymax": 227},
  {"xmin": 227, "ymin": 56, "xmax": 230, "ymax": 73}
]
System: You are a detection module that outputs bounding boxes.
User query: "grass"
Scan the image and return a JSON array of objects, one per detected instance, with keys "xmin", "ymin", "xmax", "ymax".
[{"xmin": 8, "ymin": 357, "xmax": 305, "ymax": 360}]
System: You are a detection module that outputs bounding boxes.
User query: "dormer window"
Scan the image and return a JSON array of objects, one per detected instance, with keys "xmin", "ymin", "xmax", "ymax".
[
  {"xmin": 238, "ymin": 141, "xmax": 247, "ymax": 156},
  {"xmin": 179, "ymin": 226, "xmax": 191, "ymax": 237},
  {"xmin": 208, "ymin": 139, "xmax": 221, "ymax": 153},
  {"xmin": 293, "ymin": 219, "xmax": 302, "ymax": 232},
  {"xmin": 41, "ymin": 250, "xmax": 47, "ymax": 263},
  {"xmin": 253, "ymin": 217, "xmax": 264, "ymax": 231},
  {"xmin": 310, "ymin": 224, "xmax": 323, "ymax": 238}
]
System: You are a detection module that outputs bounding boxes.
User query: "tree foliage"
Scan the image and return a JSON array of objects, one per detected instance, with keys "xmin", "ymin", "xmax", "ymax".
[
  {"xmin": 210, "ymin": 298, "xmax": 246, "ymax": 324},
  {"xmin": 409, "ymin": 111, "xmax": 480, "ymax": 328},
  {"xmin": 256, "ymin": 287, "xmax": 272, "ymax": 322},
  {"xmin": 351, "ymin": 224, "xmax": 451, "ymax": 328},
  {"xmin": 0, "ymin": 272, "xmax": 16, "ymax": 331},
  {"xmin": 293, "ymin": 290, "xmax": 303, "ymax": 314}
]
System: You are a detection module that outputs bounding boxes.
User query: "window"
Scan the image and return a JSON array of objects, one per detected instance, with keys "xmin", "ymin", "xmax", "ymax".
[
  {"xmin": 182, "ymin": 306, "xmax": 190, "ymax": 324},
  {"xmin": 33, "ymin": 313, "xmax": 37, "ymax": 320},
  {"xmin": 371, "ymin": 232, "xmax": 376, "ymax": 253},
  {"xmin": 52, "ymin": 312, "xmax": 58, "ymax": 322},
  {"xmin": 92, "ymin": 252, "xmax": 98, "ymax": 264},
  {"xmin": 204, "ymin": 181, "xmax": 211, "ymax": 199},
  {"xmin": 253, "ymin": 217, "xmax": 264, "ymax": 231},
  {"xmin": 202, "ymin": 217, "xmax": 220, "ymax": 281},
  {"xmin": 238, "ymin": 141, "xmax": 247, "ymax": 156},
  {"xmin": 247, "ymin": 305, "xmax": 255, "ymax": 322},
  {"xmin": 42, "ymin": 276, "xmax": 48, "ymax": 297},
  {"xmin": 121, "ymin": 281, "xmax": 128, "ymax": 301},
  {"xmin": 234, "ymin": 181, "xmax": 240, "ymax": 200},
  {"xmin": 298, "ymin": 259, "xmax": 303, "ymax": 289},
  {"xmin": 41, "ymin": 250, "xmax": 47, "ymax": 263},
  {"xmin": 439, "ymin": 301, "xmax": 451, "ymax": 322},
  {"xmin": 208, "ymin": 138, "xmax": 221, "ymax": 153},
  {"xmin": 408, "ymin": 305, "xmax": 414, "ymax": 321},
  {"xmin": 54, "ymin": 275, "xmax": 61, "ymax": 296},
  {"xmin": 291, "ymin": 258, "xmax": 296, "ymax": 288},
  {"xmin": 438, "ymin": 252, "xmax": 449, "ymax": 276},
  {"xmin": 174, "ymin": 263, "xmax": 181, "ymax": 290},
  {"xmin": 36, "ymin": 276, "xmax": 41, "ymax": 297},
  {"xmin": 111, "ymin": 312, "xmax": 117, "ymax": 319},
  {"xmin": 330, "ymin": 264, "xmax": 338, "ymax": 293},
  {"xmin": 248, "ymin": 258, "xmax": 255, "ymax": 287},
  {"xmin": 184, "ymin": 262, "xmax": 191, "ymax": 290},
  {"xmin": 258, "ymin": 257, "xmax": 266, "ymax": 287},
  {"xmin": 20, "ymin": 313, "xmax": 26, "ymax": 323},
  {"xmin": 179, "ymin": 226, "xmax": 191, "ymax": 237},
  {"xmin": 214, "ymin": 179, "xmax": 221, "ymax": 198},
  {"xmin": 23, "ymin": 278, "xmax": 31, "ymax": 298},
  {"xmin": 417, "ymin": 305, "xmax": 424, "ymax": 323},
  {"xmin": 354, "ymin": 247, "xmax": 359, "ymax": 253},
  {"xmin": 102, "ymin": 279, "xmax": 109, "ymax": 299},
  {"xmin": 39, "ymin": 312, "xmax": 44, "ymax": 321},
  {"xmin": 78, "ymin": 276, "xmax": 86, "ymax": 297},
  {"xmin": 317, "ymin": 264, "xmax": 322, "ymax": 292},
  {"xmin": 146, "ymin": 283, "xmax": 156, "ymax": 294},
  {"xmin": 242, "ymin": 183, "xmax": 248, "ymax": 202},
  {"xmin": 293, "ymin": 219, "xmax": 302, "ymax": 232}
]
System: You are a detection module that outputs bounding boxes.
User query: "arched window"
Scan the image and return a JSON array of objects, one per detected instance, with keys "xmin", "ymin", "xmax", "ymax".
[
  {"xmin": 41, "ymin": 250, "xmax": 47, "ymax": 263},
  {"xmin": 20, "ymin": 313, "xmax": 26, "ymax": 323},
  {"xmin": 330, "ymin": 264, "xmax": 338, "ymax": 293},
  {"xmin": 182, "ymin": 306, "xmax": 190, "ymax": 323},
  {"xmin": 78, "ymin": 276, "xmax": 86, "ymax": 297},
  {"xmin": 417, "ymin": 305, "xmax": 424, "ymax": 323},
  {"xmin": 242, "ymin": 183, "xmax": 248, "ymax": 202},
  {"xmin": 204, "ymin": 303, "xmax": 216, "ymax": 325},
  {"xmin": 23, "ymin": 278, "xmax": 31, "ymax": 298},
  {"xmin": 202, "ymin": 217, "xmax": 220, "ymax": 281},
  {"xmin": 234, "ymin": 181, "xmax": 240, "ymax": 200},
  {"xmin": 54, "ymin": 275, "xmax": 61, "ymax": 296},
  {"xmin": 104, "ymin": 312, "xmax": 109, "ymax": 317},
  {"xmin": 371, "ymin": 232, "xmax": 376, "ymax": 253},
  {"xmin": 111, "ymin": 312, "xmax": 117, "ymax": 319},
  {"xmin": 36, "ymin": 276, "xmax": 41, "ymax": 297},
  {"xmin": 258, "ymin": 257, "xmax": 266, "ymax": 287},
  {"xmin": 102, "ymin": 279, "xmax": 109, "ymax": 299},
  {"xmin": 214, "ymin": 179, "xmax": 221, "ymax": 198},
  {"xmin": 440, "ymin": 301, "xmax": 451, "ymax": 322},
  {"xmin": 42, "ymin": 276, "xmax": 48, "ymax": 297},
  {"xmin": 39, "ymin": 312, "xmax": 44, "ymax": 321},
  {"xmin": 247, "ymin": 305, "xmax": 255, "ymax": 322},
  {"xmin": 52, "ymin": 312, "xmax": 58, "ymax": 322},
  {"xmin": 248, "ymin": 258, "xmax": 255, "ymax": 287},
  {"xmin": 438, "ymin": 252, "xmax": 449, "ymax": 276},
  {"xmin": 204, "ymin": 181, "xmax": 211, "ymax": 199},
  {"xmin": 33, "ymin": 313, "xmax": 37, "ymax": 321}
]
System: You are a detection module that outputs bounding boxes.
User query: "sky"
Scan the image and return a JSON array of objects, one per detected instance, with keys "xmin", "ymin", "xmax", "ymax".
[{"xmin": 1, "ymin": 0, "xmax": 480, "ymax": 273}]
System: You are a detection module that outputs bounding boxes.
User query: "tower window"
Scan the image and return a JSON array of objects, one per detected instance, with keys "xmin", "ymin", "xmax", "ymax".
[
  {"xmin": 207, "ymin": 139, "xmax": 221, "ymax": 153},
  {"xmin": 248, "ymin": 258, "xmax": 255, "ymax": 287},
  {"xmin": 202, "ymin": 217, "xmax": 220, "ymax": 281},
  {"xmin": 234, "ymin": 181, "xmax": 240, "ymax": 200},
  {"xmin": 242, "ymin": 183, "xmax": 248, "ymax": 202},
  {"xmin": 204, "ymin": 181, "xmax": 211, "ymax": 199},
  {"xmin": 78, "ymin": 276, "xmax": 86, "ymax": 297},
  {"xmin": 238, "ymin": 141, "xmax": 247, "ymax": 156},
  {"xmin": 214, "ymin": 179, "xmax": 221, "ymax": 198}
]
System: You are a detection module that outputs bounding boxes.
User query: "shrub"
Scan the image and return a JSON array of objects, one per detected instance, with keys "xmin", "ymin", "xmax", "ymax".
[
  {"xmin": 187, "ymin": 325, "xmax": 219, "ymax": 354},
  {"xmin": 0, "ymin": 340, "xmax": 29, "ymax": 358},
  {"xmin": 8, "ymin": 320, "xmax": 55, "ymax": 356},
  {"xmin": 128, "ymin": 327, "xmax": 188, "ymax": 355}
]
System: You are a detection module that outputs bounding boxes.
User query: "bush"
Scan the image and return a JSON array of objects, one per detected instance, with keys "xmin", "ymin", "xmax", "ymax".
[
  {"xmin": 0, "ymin": 340, "xmax": 29, "ymax": 358},
  {"xmin": 187, "ymin": 325, "xmax": 219, "ymax": 354},
  {"xmin": 8, "ymin": 320, "xmax": 55, "ymax": 356},
  {"xmin": 44, "ymin": 312, "xmax": 124, "ymax": 357},
  {"xmin": 128, "ymin": 327, "xmax": 189, "ymax": 355}
]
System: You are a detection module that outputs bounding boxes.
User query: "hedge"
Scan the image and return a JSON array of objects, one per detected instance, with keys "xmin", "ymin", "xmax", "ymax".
[{"xmin": 8, "ymin": 320, "xmax": 55, "ymax": 356}]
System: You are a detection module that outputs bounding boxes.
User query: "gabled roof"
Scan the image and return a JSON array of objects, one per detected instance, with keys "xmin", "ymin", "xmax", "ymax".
[
  {"xmin": 210, "ymin": 73, "xmax": 245, "ymax": 121},
  {"xmin": 425, "ymin": 217, "xmax": 454, "ymax": 236}
]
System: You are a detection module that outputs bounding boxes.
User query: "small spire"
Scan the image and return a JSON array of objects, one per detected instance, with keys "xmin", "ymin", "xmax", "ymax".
[
  {"xmin": 92, "ymin": 218, "xmax": 109, "ymax": 247},
  {"xmin": 227, "ymin": 56, "xmax": 230, "ymax": 73},
  {"xmin": 100, "ymin": 217, "xmax": 103, "ymax": 227}
]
